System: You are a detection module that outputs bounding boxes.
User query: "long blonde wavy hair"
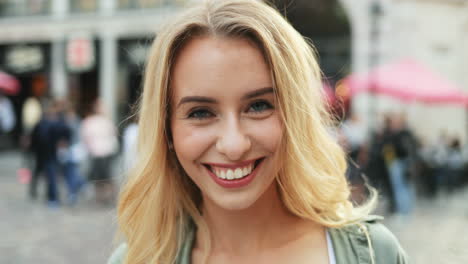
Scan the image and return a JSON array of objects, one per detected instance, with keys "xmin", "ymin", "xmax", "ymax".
[{"xmin": 116, "ymin": 0, "xmax": 377, "ymax": 263}]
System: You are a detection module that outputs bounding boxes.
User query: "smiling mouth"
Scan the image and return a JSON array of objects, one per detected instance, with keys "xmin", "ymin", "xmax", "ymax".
[{"xmin": 203, "ymin": 158, "xmax": 264, "ymax": 181}]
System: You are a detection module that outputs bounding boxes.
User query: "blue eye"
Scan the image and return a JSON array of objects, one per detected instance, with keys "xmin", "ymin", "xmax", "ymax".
[
  {"xmin": 187, "ymin": 109, "xmax": 214, "ymax": 119},
  {"xmin": 248, "ymin": 101, "xmax": 273, "ymax": 113}
]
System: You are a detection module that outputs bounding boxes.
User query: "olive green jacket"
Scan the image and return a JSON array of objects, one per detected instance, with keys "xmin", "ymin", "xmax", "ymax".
[{"xmin": 108, "ymin": 216, "xmax": 408, "ymax": 264}]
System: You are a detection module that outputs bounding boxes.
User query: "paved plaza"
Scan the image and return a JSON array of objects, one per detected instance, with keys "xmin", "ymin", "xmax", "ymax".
[
  {"xmin": 1, "ymin": 151, "xmax": 116, "ymax": 264},
  {"xmin": 384, "ymin": 192, "xmax": 468, "ymax": 264},
  {"xmin": 1, "ymin": 150, "xmax": 467, "ymax": 263}
]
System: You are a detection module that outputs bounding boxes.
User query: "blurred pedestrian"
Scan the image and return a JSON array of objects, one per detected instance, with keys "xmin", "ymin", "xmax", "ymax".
[
  {"xmin": 381, "ymin": 113, "xmax": 415, "ymax": 216},
  {"xmin": 0, "ymin": 93, "xmax": 15, "ymax": 134},
  {"xmin": 57, "ymin": 101, "xmax": 86, "ymax": 205},
  {"xmin": 418, "ymin": 138, "xmax": 439, "ymax": 198},
  {"xmin": 430, "ymin": 131, "xmax": 449, "ymax": 196},
  {"xmin": 81, "ymin": 99, "xmax": 118, "ymax": 205},
  {"xmin": 364, "ymin": 121, "xmax": 393, "ymax": 212},
  {"xmin": 109, "ymin": 1, "xmax": 408, "ymax": 263},
  {"xmin": 21, "ymin": 96, "xmax": 42, "ymax": 138},
  {"xmin": 29, "ymin": 100, "xmax": 69, "ymax": 206},
  {"xmin": 122, "ymin": 115, "xmax": 139, "ymax": 173},
  {"xmin": 446, "ymin": 137, "xmax": 463, "ymax": 192},
  {"xmin": 18, "ymin": 96, "xmax": 42, "ymax": 183},
  {"xmin": 0, "ymin": 93, "xmax": 16, "ymax": 149},
  {"xmin": 337, "ymin": 125, "xmax": 366, "ymax": 205},
  {"xmin": 341, "ymin": 113, "xmax": 367, "ymax": 163}
]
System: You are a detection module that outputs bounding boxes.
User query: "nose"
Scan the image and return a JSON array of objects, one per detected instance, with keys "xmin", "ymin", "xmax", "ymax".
[{"xmin": 216, "ymin": 116, "xmax": 251, "ymax": 161}]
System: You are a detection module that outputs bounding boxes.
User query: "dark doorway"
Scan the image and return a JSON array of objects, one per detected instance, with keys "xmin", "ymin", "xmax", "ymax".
[
  {"xmin": 67, "ymin": 40, "xmax": 100, "ymax": 118},
  {"xmin": 69, "ymin": 70, "xmax": 99, "ymax": 118}
]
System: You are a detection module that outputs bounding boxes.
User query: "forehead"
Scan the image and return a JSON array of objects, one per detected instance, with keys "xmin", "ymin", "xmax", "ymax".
[{"xmin": 170, "ymin": 35, "xmax": 272, "ymax": 99}]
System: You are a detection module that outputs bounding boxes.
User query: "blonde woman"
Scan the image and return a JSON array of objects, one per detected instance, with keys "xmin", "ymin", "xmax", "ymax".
[{"xmin": 109, "ymin": 0, "xmax": 408, "ymax": 263}]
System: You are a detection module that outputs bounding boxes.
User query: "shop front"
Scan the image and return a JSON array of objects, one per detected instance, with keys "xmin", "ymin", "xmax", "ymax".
[{"xmin": 0, "ymin": 43, "xmax": 50, "ymax": 147}]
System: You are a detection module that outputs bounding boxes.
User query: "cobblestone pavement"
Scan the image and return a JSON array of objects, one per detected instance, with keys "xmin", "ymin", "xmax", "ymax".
[
  {"xmin": 1, "ymin": 151, "xmax": 468, "ymax": 263},
  {"xmin": 1, "ymin": 151, "xmax": 117, "ymax": 264},
  {"xmin": 382, "ymin": 191, "xmax": 468, "ymax": 264}
]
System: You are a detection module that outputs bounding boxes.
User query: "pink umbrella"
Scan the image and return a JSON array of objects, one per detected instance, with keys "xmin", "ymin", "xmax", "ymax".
[
  {"xmin": 342, "ymin": 58, "xmax": 468, "ymax": 106},
  {"xmin": 0, "ymin": 71, "xmax": 20, "ymax": 95}
]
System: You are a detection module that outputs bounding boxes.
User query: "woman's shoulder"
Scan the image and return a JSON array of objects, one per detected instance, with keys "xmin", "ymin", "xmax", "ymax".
[
  {"xmin": 329, "ymin": 215, "xmax": 409, "ymax": 264},
  {"xmin": 107, "ymin": 243, "xmax": 128, "ymax": 264},
  {"xmin": 363, "ymin": 216, "xmax": 408, "ymax": 263},
  {"xmin": 106, "ymin": 226, "xmax": 195, "ymax": 264}
]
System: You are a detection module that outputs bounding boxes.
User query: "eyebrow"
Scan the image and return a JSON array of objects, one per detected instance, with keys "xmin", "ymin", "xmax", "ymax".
[
  {"xmin": 177, "ymin": 96, "xmax": 217, "ymax": 108},
  {"xmin": 241, "ymin": 87, "xmax": 274, "ymax": 100},
  {"xmin": 177, "ymin": 87, "xmax": 274, "ymax": 108}
]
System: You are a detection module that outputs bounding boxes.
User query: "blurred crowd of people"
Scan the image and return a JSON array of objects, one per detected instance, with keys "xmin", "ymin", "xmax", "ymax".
[
  {"xmin": 19, "ymin": 97, "xmax": 124, "ymax": 208},
  {"xmin": 5, "ymin": 89, "xmax": 468, "ymax": 214},
  {"xmin": 339, "ymin": 112, "xmax": 468, "ymax": 216}
]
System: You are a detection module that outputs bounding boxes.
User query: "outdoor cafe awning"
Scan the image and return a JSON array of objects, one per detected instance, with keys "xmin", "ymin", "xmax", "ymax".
[{"xmin": 341, "ymin": 58, "xmax": 468, "ymax": 106}]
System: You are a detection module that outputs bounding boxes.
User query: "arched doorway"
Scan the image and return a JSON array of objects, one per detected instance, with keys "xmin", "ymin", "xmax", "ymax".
[{"xmin": 269, "ymin": 0, "xmax": 351, "ymax": 83}]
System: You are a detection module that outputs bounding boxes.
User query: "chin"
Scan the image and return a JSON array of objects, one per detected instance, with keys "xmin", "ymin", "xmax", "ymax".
[
  {"xmin": 207, "ymin": 191, "xmax": 262, "ymax": 211},
  {"xmin": 207, "ymin": 179, "xmax": 278, "ymax": 212}
]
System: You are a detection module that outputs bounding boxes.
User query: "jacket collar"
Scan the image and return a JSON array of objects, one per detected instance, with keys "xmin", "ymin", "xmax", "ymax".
[
  {"xmin": 329, "ymin": 215, "xmax": 383, "ymax": 264},
  {"xmin": 176, "ymin": 215, "xmax": 384, "ymax": 264}
]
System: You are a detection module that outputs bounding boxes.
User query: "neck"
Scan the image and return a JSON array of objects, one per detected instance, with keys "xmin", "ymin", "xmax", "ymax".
[{"xmin": 196, "ymin": 182, "xmax": 305, "ymax": 255}]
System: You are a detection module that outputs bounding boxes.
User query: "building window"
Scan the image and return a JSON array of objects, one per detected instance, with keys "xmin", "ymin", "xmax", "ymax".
[
  {"xmin": 0, "ymin": 0, "xmax": 51, "ymax": 17},
  {"xmin": 70, "ymin": 0, "xmax": 98, "ymax": 13}
]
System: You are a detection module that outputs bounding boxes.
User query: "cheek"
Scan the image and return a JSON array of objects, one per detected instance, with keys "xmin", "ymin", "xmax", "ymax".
[
  {"xmin": 248, "ymin": 115, "xmax": 283, "ymax": 153},
  {"xmin": 171, "ymin": 122, "xmax": 216, "ymax": 162}
]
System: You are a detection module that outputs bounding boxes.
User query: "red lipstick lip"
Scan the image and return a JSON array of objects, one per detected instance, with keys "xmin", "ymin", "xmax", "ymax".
[
  {"xmin": 203, "ymin": 157, "xmax": 263, "ymax": 169},
  {"xmin": 204, "ymin": 158, "xmax": 264, "ymax": 188}
]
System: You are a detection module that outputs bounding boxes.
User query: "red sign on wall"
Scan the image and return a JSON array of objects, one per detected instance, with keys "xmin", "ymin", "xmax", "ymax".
[{"xmin": 67, "ymin": 33, "xmax": 95, "ymax": 72}]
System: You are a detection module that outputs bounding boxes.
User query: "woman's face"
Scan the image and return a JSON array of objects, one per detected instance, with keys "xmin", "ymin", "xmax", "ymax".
[{"xmin": 170, "ymin": 36, "xmax": 283, "ymax": 211}]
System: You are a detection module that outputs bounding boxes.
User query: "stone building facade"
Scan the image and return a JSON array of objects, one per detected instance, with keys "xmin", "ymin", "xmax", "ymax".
[
  {"xmin": 1, "ymin": 0, "xmax": 467, "ymax": 143},
  {"xmin": 341, "ymin": 0, "xmax": 468, "ymax": 143},
  {"xmin": 0, "ymin": 0, "xmax": 186, "ymax": 123}
]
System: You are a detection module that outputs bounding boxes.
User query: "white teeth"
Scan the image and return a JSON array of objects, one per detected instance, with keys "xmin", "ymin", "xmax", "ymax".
[
  {"xmin": 211, "ymin": 162, "xmax": 255, "ymax": 181},
  {"xmin": 234, "ymin": 168, "xmax": 242, "ymax": 179},
  {"xmin": 226, "ymin": 170, "xmax": 234, "ymax": 180}
]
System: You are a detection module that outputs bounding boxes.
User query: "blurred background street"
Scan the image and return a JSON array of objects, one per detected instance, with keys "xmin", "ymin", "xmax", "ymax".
[
  {"xmin": 385, "ymin": 192, "xmax": 468, "ymax": 264},
  {"xmin": 0, "ymin": 150, "xmax": 116, "ymax": 264},
  {"xmin": 2, "ymin": 150, "xmax": 468, "ymax": 264}
]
